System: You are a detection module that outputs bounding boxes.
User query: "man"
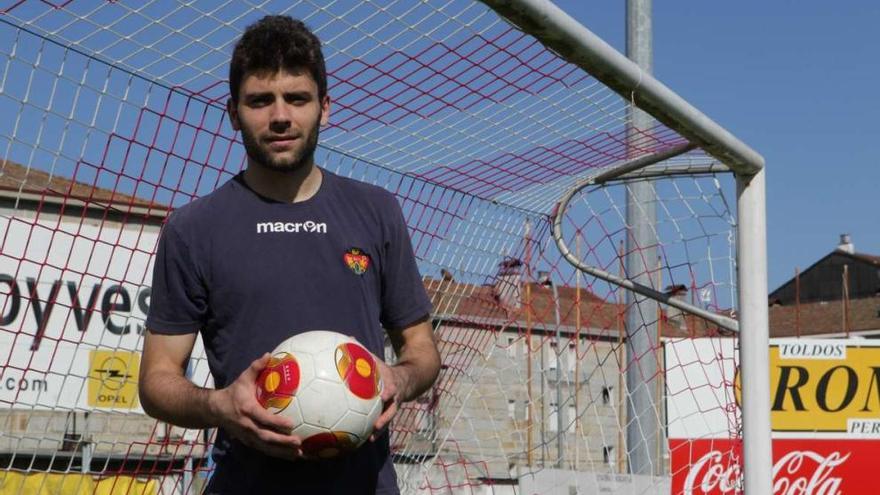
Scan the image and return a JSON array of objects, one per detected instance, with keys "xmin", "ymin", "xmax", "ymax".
[{"xmin": 138, "ymin": 15, "xmax": 440, "ymax": 494}]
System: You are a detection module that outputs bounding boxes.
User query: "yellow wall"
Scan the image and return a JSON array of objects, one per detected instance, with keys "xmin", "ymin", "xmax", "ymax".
[{"xmin": 0, "ymin": 472, "xmax": 157, "ymax": 495}]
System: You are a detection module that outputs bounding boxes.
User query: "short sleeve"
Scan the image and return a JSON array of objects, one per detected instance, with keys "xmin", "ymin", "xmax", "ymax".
[
  {"xmin": 145, "ymin": 219, "xmax": 208, "ymax": 334},
  {"xmin": 379, "ymin": 195, "xmax": 433, "ymax": 330}
]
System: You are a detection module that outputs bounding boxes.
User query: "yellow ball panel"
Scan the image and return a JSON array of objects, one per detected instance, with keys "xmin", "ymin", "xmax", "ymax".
[{"xmin": 355, "ymin": 358, "xmax": 372, "ymax": 378}]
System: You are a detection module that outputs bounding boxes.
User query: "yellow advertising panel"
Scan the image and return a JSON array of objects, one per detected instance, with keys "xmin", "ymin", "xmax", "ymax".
[
  {"xmin": 0, "ymin": 472, "xmax": 157, "ymax": 495},
  {"xmin": 769, "ymin": 340, "xmax": 880, "ymax": 433},
  {"xmin": 88, "ymin": 350, "xmax": 140, "ymax": 409}
]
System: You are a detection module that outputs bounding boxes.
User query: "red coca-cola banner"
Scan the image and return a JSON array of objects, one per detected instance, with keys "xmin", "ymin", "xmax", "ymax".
[{"xmin": 669, "ymin": 438, "xmax": 878, "ymax": 495}]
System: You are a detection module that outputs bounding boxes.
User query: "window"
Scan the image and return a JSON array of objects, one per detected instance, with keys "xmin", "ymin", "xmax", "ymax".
[
  {"xmin": 603, "ymin": 446, "xmax": 614, "ymax": 465},
  {"xmin": 506, "ymin": 335, "xmax": 519, "ymax": 359},
  {"xmin": 548, "ymin": 341, "xmax": 560, "ymax": 372},
  {"xmin": 509, "ymin": 399, "xmax": 527, "ymax": 421}
]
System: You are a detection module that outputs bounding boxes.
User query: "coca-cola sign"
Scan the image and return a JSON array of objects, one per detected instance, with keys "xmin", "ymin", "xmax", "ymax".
[{"xmin": 670, "ymin": 438, "xmax": 876, "ymax": 495}]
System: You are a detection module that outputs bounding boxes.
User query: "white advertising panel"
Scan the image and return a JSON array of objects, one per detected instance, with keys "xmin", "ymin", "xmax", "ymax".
[
  {"xmin": 665, "ymin": 338, "xmax": 880, "ymax": 439},
  {"xmin": 0, "ymin": 214, "xmax": 211, "ymax": 411}
]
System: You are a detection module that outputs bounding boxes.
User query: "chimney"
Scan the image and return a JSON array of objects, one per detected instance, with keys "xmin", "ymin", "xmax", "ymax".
[
  {"xmin": 494, "ymin": 257, "xmax": 523, "ymax": 310},
  {"xmin": 836, "ymin": 233, "xmax": 855, "ymax": 254},
  {"xmin": 664, "ymin": 284, "xmax": 689, "ymax": 330},
  {"xmin": 537, "ymin": 270, "xmax": 552, "ymax": 287}
]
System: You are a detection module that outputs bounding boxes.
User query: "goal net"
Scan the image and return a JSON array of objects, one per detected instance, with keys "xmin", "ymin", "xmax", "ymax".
[{"xmin": 0, "ymin": 1, "xmax": 766, "ymax": 494}]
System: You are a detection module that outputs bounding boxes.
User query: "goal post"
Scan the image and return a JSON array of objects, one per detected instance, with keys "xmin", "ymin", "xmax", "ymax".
[
  {"xmin": 735, "ymin": 169, "xmax": 772, "ymax": 495},
  {"xmin": 0, "ymin": 1, "xmax": 769, "ymax": 493},
  {"xmin": 482, "ymin": 0, "xmax": 770, "ymax": 491}
]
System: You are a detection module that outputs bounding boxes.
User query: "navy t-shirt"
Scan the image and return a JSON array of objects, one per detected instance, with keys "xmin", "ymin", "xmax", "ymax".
[{"xmin": 146, "ymin": 169, "xmax": 432, "ymax": 494}]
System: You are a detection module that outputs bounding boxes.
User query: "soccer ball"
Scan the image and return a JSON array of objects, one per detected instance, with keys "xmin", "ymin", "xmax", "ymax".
[{"xmin": 255, "ymin": 330, "xmax": 384, "ymax": 459}]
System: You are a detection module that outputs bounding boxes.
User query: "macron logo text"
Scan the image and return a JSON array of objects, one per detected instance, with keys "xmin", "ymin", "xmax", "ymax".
[{"xmin": 256, "ymin": 221, "xmax": 327, "ymax": 234}]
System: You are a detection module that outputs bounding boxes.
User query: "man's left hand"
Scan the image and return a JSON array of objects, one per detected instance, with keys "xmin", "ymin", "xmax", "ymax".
[
  {"xmin": 369, "ymin": 318, "xmax": 440, "ymax": 442},
  {"xmin": 371, "ymin": 359, "xmax": 405, "ymax": 441}
]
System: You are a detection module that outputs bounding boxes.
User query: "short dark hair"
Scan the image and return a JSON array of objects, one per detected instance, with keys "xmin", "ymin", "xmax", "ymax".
[{"xmin": 229, "ymin": 16, "xmax": 327, "ymax": 103}]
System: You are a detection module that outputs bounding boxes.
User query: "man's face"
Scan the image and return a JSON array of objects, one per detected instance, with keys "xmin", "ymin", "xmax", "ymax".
[{"xmin": 228, "ymin": 69, "xmax": 330, "ymax": 172}]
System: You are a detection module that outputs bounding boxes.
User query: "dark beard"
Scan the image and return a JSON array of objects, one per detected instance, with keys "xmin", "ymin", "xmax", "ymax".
[{"xmin": 240, "ymin": 116, "xmax": 321, "ymax": 172}]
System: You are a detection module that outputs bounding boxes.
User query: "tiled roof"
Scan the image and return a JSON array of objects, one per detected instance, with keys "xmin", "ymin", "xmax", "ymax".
[
  {"xmin": 0, "ymin": 160, "xmax": 169, "ymax": 212},
  {"xmin": 424, "ymin": 277, "xmax": 725, "ymax": 339},
  {"xmin": 769, "ymin": 249, "xmax": 880, "ymax": 304},
  {"xmin": 769, "ymin": 296, "xmax": 880, "ymax": 337},
  {"xmin": 848, "ymin": 252, "xmax": 880, "ymax": 266},
  {"xmin": 427, "ymin": 276, "xmax": 880, "ymax": 339}
]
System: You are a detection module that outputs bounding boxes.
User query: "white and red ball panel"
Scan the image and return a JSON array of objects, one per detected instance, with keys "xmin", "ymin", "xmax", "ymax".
[
  {"xmin": 343, "ymin": 385, "xmax": 383, "ymax": 430},
  {"xmin": 255, "ymin": 352, "xmax": 300, "ymax": 414},
  {"xmin": 300, "ymin": 431, "xmax": 360, "ymax": 459},
  {"xmin": 289, "ymin": 347, "xmax": 317, "ymax": 389},
  {"xmin": 335, "ymin": 342, "xmax": 382, "ymax": 400},
  {"xmin": 291, "ymin": 421, "xmax": 325, "ymax": 443}
]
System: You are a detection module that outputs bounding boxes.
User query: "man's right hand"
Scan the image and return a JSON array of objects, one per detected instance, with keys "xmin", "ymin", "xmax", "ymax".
[{"xmin": 210, "ymin": 353, "xmax": 305, "ymax": 461}]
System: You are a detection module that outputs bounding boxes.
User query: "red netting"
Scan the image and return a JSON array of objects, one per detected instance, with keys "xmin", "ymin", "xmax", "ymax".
[{"xmin": 0, "ymin": 2, "xmax": 745, "ymax": 494}]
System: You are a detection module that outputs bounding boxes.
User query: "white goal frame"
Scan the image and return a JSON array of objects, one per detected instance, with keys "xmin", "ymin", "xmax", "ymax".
[{"xmin": 479, "ymin": 0, "xmax": 772, "ymax": 492}]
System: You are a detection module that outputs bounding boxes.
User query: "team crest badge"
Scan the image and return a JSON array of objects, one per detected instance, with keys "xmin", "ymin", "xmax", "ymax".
[{"xmin": 344, "ymin": 248, "xmax": 370, "ymax": 275}]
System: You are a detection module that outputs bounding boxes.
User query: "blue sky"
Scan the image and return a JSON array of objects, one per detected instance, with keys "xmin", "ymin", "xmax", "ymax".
[
  {"xmin": 554, "ymin": 0, "xmax": 880, "ymax": 291},
  {"xmin": 2, "ymin": 1, "xmax": 875, "ymax": 295}
]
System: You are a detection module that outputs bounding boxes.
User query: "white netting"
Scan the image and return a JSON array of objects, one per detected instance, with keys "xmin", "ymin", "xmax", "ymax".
[{"xmin": 0, "ymin": 1, "xmax": 745, "ymax": 494}]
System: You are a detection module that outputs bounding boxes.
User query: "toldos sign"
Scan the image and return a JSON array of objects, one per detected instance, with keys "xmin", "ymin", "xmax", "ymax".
[
  {"xmin": 666, "ymin": 338, "xmax": 880, "ymax": 438},
  {"xmin": 767, "ymin": 342, "xmax": 880, "ymax": 434}
]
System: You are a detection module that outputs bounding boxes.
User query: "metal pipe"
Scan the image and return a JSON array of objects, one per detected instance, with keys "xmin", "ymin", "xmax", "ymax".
[
  {"xmin": 736, "ymin": 169, "xmax": 773, "ymax": 493},
  {"xmin": 525, "ymin": 223, "xmax": 534, "ymax": 467},
  {"xmin": 477, "ymin": 0, "xmax": 765, "ymax": 175},
  {"xmin": 590, "ymin": 142, "xmax": 696, "ymax": 184},
  {"xmin": 624, "ymin": 0, "xmax": 659, "ymax": 476},
  {"xmin": 600, "ymin": 163, "xmax": 730, "ymax": 183},
  {"xmin": 81, "ymin": 412, "xmax": 92, "ymax": 473},
  {"xmin": 551, "ymin": 282, "xmax": 563, "ymax": 467},
  {"xmin": 552, "ymin": 173, "xmax": 740, "ymax": 334}
]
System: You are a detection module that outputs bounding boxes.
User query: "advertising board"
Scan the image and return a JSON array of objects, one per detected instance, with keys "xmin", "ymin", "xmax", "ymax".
[
  {"xmin": 670, "ymin": 437, "xmax": 875, "ymax": 495},
  {"xmin": 0, "ymin": 215, "xmax": 211, "ymax": 411}
]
